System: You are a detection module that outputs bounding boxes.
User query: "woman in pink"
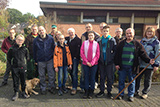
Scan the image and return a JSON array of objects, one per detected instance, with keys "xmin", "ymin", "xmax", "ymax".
[{"xmin": 80, "ymin": 31, "xmax": 100, "ymax": 99}]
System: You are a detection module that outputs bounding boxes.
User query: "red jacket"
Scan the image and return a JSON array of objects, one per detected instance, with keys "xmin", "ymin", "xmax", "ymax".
[{"xmin": 1, "ymin": 37, "xmax": 15, "ymax": 54}]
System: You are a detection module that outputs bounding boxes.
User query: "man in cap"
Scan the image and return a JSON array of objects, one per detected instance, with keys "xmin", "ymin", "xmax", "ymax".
[{"xmin": 49, "ymin": 25, "xmax": 57, "ymax": 37}]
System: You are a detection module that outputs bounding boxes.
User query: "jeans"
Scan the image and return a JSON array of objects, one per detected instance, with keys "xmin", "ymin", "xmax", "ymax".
[
  {"xmin": 38, "ymin": 59, "xmax": 55, "ymax": 91},
  {"xmin": 118, "ymin": 67, "xmax": 136, "ymax": 97},
  {"xmin": 99, "ymin": 64, "xmax": 114, "ymax": 92},
  {"xmin": 12, "ymin": 68, "xmax": 26, "ymax": 92},
  {"xmin": 135, "ymin": 68, "xmax": 153, "ymax": 94},
  {"xmin": 70, "ymin": 59, "xmax": 79, "ymax": 90},
  {"xmin": 83, "ymin": 64, "xmax": 98, "ymax": 90},
  {"xmin": 58, "ymin": 65, "xmax": 68, "ymax": 88}
]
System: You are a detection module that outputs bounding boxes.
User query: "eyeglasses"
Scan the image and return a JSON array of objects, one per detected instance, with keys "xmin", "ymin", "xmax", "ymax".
[
  {"xmin": 59, "ymin": 38, "xmax": 64, "ymax": 40},
  {"xmin": 17, "ymin": 39, "xmax": 24, "ymax": 42}
]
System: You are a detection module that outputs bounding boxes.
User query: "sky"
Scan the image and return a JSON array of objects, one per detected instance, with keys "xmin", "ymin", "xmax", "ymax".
[{"xmin": 8, "ymin": 0, "xmax": 67, "ymax": 17}]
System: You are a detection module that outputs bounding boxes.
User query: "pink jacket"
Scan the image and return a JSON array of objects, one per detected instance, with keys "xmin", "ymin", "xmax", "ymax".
[{"xmin": 80, "ymin": 40, "xmax": 100, "ymax": 66}]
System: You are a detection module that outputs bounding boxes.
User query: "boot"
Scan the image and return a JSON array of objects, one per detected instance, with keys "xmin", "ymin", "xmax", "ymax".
[
  {"xmin": 83, "ymin": 90, "xmax": 88, "ymax": 99},
  {"xmin": 12, "ymin": 92, "xmax": 19, "ymax": 101},
  {"xmin": 88, "ymin": 89, "xmax": 94, "ymax": 99},
  {"xmin": 22, "ymin": 92, "xmax": 30, "ymax": 99}
]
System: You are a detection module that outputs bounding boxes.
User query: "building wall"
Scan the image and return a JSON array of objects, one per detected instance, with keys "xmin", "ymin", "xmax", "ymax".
[{"xmin": 46, "ymin": 24, "xmax": 120, "ymax": 37}]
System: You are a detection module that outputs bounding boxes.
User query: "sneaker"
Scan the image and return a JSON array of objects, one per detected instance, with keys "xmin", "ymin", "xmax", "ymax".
[
  {"xmin": 95, "ymin": 82, "xmax": 98, "ymax": 89},
  {"xmin": 95, "ymin": 91, "xmax": 105, "ymax": 98},
  {"xmin": 141, "ymin": 94, "xmax": 148, "ymax": 99},
  {"xmin": 48, "ymin": 88, "xmax": 56, "ymax": 95},
  {"xmin": 107, "ymin": 92, "xmax": 113, "ymax": 99},
  {"xmin": 0, "ymin": 82, "xmax": 7, "ymax": 87},
  {"xmin": 117, "ymin": 95, "xmax": 124, "ymax": 100},
  {"xmin": 62, "ymin": 86, "xmax": 68, "ymax": 94},
  {"xmin": 128, "ymin": 96, "xmax": 134, "ymax": 102},
  {"xmin": 22, "ymin": 92, "xmax": 30, "ymax": 99},
  {"xmin": 71, "ymin": 89, "xmax": 77, "ymax": 95},
  {"xmin": 80, "ymin": 89, "xmax": 85, "ymax": 94},
  {"xmin": 58, "ymin": 88, "xmax": 63, "ymax": 96},
  {"xmin": 40, "ymin": 90, "xmax": 47, "ymax": 95},
  {"xmin": 12, "ymin": 92, "xmax": 19, "ymax": 101}
]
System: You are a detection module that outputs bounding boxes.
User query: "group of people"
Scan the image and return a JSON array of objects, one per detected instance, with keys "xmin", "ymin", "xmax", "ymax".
[{"xmin": 0, "ymin": 22, "xmax": 160, "ymax": 102}]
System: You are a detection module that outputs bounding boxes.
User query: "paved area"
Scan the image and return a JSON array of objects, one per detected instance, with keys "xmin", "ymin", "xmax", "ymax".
[{"xmin": 0, "ymin": 78, "xmax": 160, "ymax": 107}]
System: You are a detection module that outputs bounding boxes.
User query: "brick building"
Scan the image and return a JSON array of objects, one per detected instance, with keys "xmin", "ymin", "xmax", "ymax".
[{"xmin": 40, "ymin": 0, "xmax": 160, "ymax": 38}]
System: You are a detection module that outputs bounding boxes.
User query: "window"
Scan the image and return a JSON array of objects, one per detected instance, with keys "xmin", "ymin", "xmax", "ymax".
[
  {"xmin": 83, "ymin": 16, "xmax": 106, "ymax": 23},
  {"xmin": 121, "ymin": 24, "xmax": 130, "ymax": 36},
  {"xmin": 134, "ymin": 24, "xmax": 143, "ymax": 38},
  {"xmin": 57, "ymin": 15, "xmax": 80, "ymax": 23},
  {"xmin": 109, "ymin": 17, "xmax": 118, "ymax": 23}
]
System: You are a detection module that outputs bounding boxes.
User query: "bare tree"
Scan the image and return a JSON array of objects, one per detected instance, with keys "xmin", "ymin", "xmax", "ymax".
[{"xmin": 0, "ymin": 0, "xmax": 9, "ymax": 10}]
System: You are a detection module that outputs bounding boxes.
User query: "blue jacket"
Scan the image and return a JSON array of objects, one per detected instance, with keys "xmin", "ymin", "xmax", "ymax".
[
  {"xmin": 140, "ymin": 36, "xmax": 160, "ymax": 68},
  {"xmin": 33, "ymin": 34, "xmax": 55, "ymax": 63}
]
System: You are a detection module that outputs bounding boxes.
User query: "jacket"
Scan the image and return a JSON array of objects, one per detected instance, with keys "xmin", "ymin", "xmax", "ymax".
[
  {"xmin": 140, "ymin": 36, "xmax": 160, "ymax": 68},
  {"xmin": 54, "ymin": 43, "xmax": 72, "ymax": 68},
  {"xmin": 65, "ymin": 34, "xmax": 81, "ymax": 60},
  {"xmin": 33, "ymin": 34, "xmax": 55, "ymax": 63},
  {"xmin": 80, "ymin": 40, "xmax": 100, "ymax": 66},
  {"xmin": 25, "ymin": 33, "xmax": 38, "ymax": 57},
  {"xmin": 114, "ymin": 36, "xmax": 125, "ymax": 45},
  {"xmin": 7, "ymin": 44, "xmax": 29, "ymax": 69},
  {"xmin": 1, "ymin": 37, "xmax": 15, "ymax": 54},
  {"xmin": 114, "ymin": 39, "xmax": 150, "ymax": 74},
  {"xmin": 99, "ymin": 36, "xmax": 117, "ymax": 65}
]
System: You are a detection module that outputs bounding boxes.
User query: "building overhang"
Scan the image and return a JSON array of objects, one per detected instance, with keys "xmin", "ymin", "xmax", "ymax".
[{"xmin": 40, "ymin": 1, "xmax": 160, "ymax": 11}]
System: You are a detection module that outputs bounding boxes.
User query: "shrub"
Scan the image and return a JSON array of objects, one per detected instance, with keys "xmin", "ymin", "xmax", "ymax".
[{"xmin": 0, "ymin": 49, "xmax": 6, "ymax": 62}]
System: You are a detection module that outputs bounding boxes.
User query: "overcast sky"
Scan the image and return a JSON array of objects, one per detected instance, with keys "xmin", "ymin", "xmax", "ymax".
[{"xmin": 8, "ymin": 0, "xmax": 67, "ymax": 17}]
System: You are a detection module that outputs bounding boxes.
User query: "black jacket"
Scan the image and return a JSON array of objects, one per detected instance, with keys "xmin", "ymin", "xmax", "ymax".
[
  {"xmin": 81, "ymin": 31, "xmax": 100, "ymax": 44},
  {"xmin": 114, "ymin": 39, "xmax": 150, "ymax": 74},
  {"xmin": 114, "ymin": 36, "xmax": 125, "ymax": 45},
  {"xmin": 7, "ymin": 44, "xmax": 29, "ymax": 69},
  {"xmin": 65, "ymin": 35, "xmax": 81, "ymax": 60},
  {"xmin": 25, "ymin": 33, "xmax": 37, "ymax": 57},
  {"xmin": 99, "ymin": 37, "xmax": 117, "ymax": 65}
]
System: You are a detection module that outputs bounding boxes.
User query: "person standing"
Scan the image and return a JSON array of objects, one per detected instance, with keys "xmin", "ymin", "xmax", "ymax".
[
  {"xmin": 99, "ymin": 22, "xmax": 107, "ymax": 37},
  {"xmin": 33, "ymin": 26, "xmax": 56, "ymax": 95},
  {"xmin": 80, "ymin": 31, "xmax": 100, "ymax": 98},
  {"xmin": 54, "ymin": 35, "xmax": 72, "ymax": 96},
  {"xmin": 80, "ymin": 23, "xmax": 100, "ymax": 93},
  {"xmin": 54, "ymin": 31, "xmax": 62, "ymax": 45},
  {"xmin": 0, "ymin": 29, "xmax": 16, "ymax": 87},
  {"xmin": 114, "ymin": 28, "xmax": 155, "ymax": 102},
  {"xmin": 156, "ymin": 28, "xmax": 160, "ymax": 41},
  {"xmin": 49, "ymin": 25, "xmax": 57, "ymax": 37},
  {"xmin": 25, "ymin": 24, "xmax": 38, "ymax": 79},
  {"xmin": 135, "ymin": 27, "xmax": 160, "ymax": 99},
  {"xmin": 65, "ymin": 28, "xmax": 81, "ymax": 95},
  {"xmin": 8, "ymin": 34, "xmax": 29, "ymax": 101},
  {"xmin": 96, "ymin": 25, "xmax": 116, "ymax": 99},
  {"xmin": 114, "ymin": 28, "xmax": 125, "ymax": 44}
]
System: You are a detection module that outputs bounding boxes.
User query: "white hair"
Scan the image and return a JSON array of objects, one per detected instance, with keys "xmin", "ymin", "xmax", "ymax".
[
  {"xmin": 67, "ymin": 28, "xmax": 75, "ymax": 33},
  {"xmin": 115, "ymin": 28, "xmax": 123, "ymax": 33},
  {"xmin": 126, "ymin": 28, "xmax": 135, "ymax": 33}
]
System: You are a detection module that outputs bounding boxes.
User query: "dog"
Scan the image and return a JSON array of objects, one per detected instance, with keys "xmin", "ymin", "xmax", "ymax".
[{"xmin": 19, "ymin": 78, "xmax": 40, "ymax": 97}]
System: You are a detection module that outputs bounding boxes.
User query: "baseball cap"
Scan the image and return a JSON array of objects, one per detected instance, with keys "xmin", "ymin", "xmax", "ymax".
[{"xmin": 52, "ymin": 25, "xmax": 57, "ymax": 28}]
